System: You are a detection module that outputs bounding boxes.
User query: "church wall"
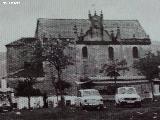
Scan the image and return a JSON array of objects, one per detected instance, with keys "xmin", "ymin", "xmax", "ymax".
[
  {"xmin": 42, "ymin": 44, "xmax": 151, "ymax": 96},
  {"xmin": 75, "ymin": 44, "xmax": 151, "ymax": 77},
  {"xmin": 6, "ymin": 39, "xmax": 152, "ymax": 97}
]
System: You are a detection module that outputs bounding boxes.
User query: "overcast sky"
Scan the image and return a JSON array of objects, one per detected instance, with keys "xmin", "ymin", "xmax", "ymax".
[{"xmin": 0, "ymin": 0, "xmax": 160, "ymax": 52}]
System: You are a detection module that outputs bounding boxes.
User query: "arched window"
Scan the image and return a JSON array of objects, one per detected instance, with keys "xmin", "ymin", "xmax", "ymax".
[
  {"xmin": 82, "ymin": 46, "xmax": 88, "ymax": 58},
  {"xmin": 108, "ymin": 47, "xmax": 114, "ymax": 60},
  {"xmin": 133, "ymin": 47, "xmax": 139, "ymax": 58}
]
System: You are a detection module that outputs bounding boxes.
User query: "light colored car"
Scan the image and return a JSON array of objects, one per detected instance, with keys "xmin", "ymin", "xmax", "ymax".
[
  {"xmin": 75, "ymin": 89, "xmax": 104, "ymax": 109},
  {"xmin": 115, "ymin": 87, "xmax": 141, "ymax": 107}
]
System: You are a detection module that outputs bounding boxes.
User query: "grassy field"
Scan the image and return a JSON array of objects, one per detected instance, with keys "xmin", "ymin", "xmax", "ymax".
[{"xmin": 0, "ymin": 102, "xmax": 160, "ymax": 120}]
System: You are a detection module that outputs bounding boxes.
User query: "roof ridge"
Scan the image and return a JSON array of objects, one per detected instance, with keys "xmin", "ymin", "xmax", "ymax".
[
  {"xmin": 37, "ymin": 18, "xmax": 88, "ymax": 20},
  {"xmin": 6, "ymin": 37, "xmax": 37, "ymax": 46},
  {"xmin": 104, "ymin": 19, "xmax": 138, "ymax": 21},
  {"xmin": 37, "ymin": 18, "xmax": 138, "ymax": 21},
  {"xmin": 20, "ymin": 37, "xmax": 35, "ymax": 39}
]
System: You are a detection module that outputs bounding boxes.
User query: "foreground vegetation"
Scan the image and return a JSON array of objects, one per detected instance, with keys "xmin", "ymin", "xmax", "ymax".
[{"xmin": 1, "ymin": 101, "xmax": 160, "ymax": 120}]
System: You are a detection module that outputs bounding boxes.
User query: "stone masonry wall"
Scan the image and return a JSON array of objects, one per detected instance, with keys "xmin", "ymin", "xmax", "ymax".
[
  {"xmin": 6, "ymin": 43, "xmax": 36, "ymax": 74},
  {"xmin": 75, "ymin": 44, "xmax": 151, "ymax": 77},
  {"xmin": 42, "ymin": 44, "xmax": 151, "ymax": 96}
]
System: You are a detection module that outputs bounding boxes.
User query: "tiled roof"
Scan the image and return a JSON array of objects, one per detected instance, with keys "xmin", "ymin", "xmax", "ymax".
[
  {"xmin": 36, "ymin": 18, "xmax": 148, "ymax": 39},
  {"xmin": 7, "ymin": 68, "xmax": 44, "ymax": 78},
  {"xmin": 6, "ymin": 37, "xmax": 37, "ymax": 46}
]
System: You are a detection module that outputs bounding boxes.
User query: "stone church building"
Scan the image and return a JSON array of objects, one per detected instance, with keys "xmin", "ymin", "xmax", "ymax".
[{"xmin": 6, "ymin": 11, "xmax": 153, "ymax": 100}]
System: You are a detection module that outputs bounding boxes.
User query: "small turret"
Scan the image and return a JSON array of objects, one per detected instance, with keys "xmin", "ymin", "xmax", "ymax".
[
  {"xmin": 73, "ymin": 25, "xmax": 78, "ymax": 41},
  {"xmin": 80, "ymin": 28, "xmax": 84, "ymax": 36},
  {"xmin": 111, "ymin": 30, "xmax": 116, "ymax": 42},
  {"xmin": 100, "ymin": 10, "xmax": 103, "ymax": 19},
  {"xmin": 116, "ymin": 27, "xmax": 121, "ymax": 40},
  {"xmin": 94, "ymin": 10, "xmax": 97, "ymax": 16},
  {"xmin": 88, "ymin": 10, "xmax": 91, "ymax": 19},
  {"xmin": 73, "ymin": 25, "xmax": 78, "ymax": 34},
  {"xmin": 133, "ymin": 33, "xmax": 136, "ymax": 38},
  {"xmin": 80, "ymin": 28, "xmax": 84, "ymax": 41},
  {"xmin": 146, "ymin": 34, "xmax": 150, "ymax": 39},
  {"xmin": 58, "ymin": 33, "xmax": 61, "ymax": 38}
]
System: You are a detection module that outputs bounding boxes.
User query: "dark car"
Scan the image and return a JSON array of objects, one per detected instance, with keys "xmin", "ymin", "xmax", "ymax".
[{"xmin": 0, "ymin": 104, "xmax": 12, "ymax": 112}]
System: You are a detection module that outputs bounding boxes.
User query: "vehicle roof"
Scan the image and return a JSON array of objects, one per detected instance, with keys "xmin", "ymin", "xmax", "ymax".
[
  {"xmin": 79, "ymin": 89, "xmax": 98, "ymax": 92},
  {"xmin": 118, "ymin": 87, "xmax": 136, "ymax": 89}
]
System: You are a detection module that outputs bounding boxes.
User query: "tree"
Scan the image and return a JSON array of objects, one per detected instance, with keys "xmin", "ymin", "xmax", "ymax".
[
  {"xmin": 43, "ymin": 36, "xmax": 74, "ymax": 107},
  {"xmin": 100, "ymin": 59, "xmax": 129, "ymax": 88},
  {"xmin": 15, "ymin": 79, "xmax": 42, "ymax": 109},
  {"xmin": 15, "ymin": 59, "xmax": 42, "ymax": 109},
  {"xmin": 133, "ymin": 51, "xmax": 160, "ymax": 100},
  {"xmin": 32, "ymin": 39, "xmax": 44, "ymax": 77}
]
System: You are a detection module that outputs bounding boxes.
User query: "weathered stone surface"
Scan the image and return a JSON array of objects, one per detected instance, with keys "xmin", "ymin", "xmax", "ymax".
[{"xmin": 6, "ymin": 38, "xmax": 37, "ymax": 74}]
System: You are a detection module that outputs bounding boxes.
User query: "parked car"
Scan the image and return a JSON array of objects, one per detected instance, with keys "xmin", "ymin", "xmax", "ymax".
[
  {"xmin": 0, "ymin": 97, "xmax": 12, "ymax": 112},
  {"xmin": 115, "ymin": 87, "xmax": 141, "ymax": 107},
  {"xmin": 0, "ymin": 103, "xmax": 12, "ymax": 112},
  {"xmin": 75, "ymin": 89, "xmax": 104, "ymax": 110}
]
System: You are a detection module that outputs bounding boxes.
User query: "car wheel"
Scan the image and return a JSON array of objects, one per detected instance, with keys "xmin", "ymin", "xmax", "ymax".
[
  {"xmin": 135, "ymin": 102, "xmax": 141, "ymax": 108},
  {"xmin": 119, "ymin": 102, "xmax": 124, "ymax": 107},
  {"xmin": 115, "ymin": 102, "xmax": 120, "ymax": 107},
  {"xmin": 77, "ymin": 103, "xmax": 82, "ymax": 110},
  {"xmin": 80, "ymin": 103, "xmax": 85, "ymax": 110},
  {"xmin": 97, "ymin": 105, "xmax": 103, "ymax": 111}
]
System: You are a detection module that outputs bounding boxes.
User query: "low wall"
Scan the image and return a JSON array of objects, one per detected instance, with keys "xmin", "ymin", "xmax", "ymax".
[
  {"xmin": 47, "ymin": 96, "xmax": 61, "ymax": 108},
  {"xmin": 47, "ymin": 95, "xmax": 77, "ymax": 107},
  {"xmin": 16, "ymin": 96, "xmax": 44, "ymax": 109}
]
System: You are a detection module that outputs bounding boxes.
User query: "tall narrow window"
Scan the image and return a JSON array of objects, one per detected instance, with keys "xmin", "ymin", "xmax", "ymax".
[
  {"xmin": 108, "ymin": 47, "xmax": 114, "ymax": 60},
  {"xmin": 82, "ymin": 46, "xmax": 88, "ymax": 58},
  {"xmin": 133, "ymin": 47, "xmax": 139, "ymax": 58}
]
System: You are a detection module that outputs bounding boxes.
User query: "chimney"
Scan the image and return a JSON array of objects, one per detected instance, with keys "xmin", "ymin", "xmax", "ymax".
[
  {"xmin": 133, "ymin": 34, "xmax": 135, "ymax": 38},
  {"xmin": 100, "ymin": 10, "xmax": 103, "ymax": 19},
  {"xmin": 88, "ymin": 10, "xmax": 91, "ymax": 19},
  {"xmin": 111, "ymin": 30, "xmax": 115, "ymax": 41},
  {"xmin": 73, "ymin": 25, "xmax": 78, "ymax": 34},
  {"xmin": 80, "ymin": 28, "xmax": 84, "ymax": 41},
  {"xmin": 80, "ymin": 28, "xmax": 84, "ymax": 36},
  {"xmin": 116, "ymin": 27, "xmax": 121, "ymax": 41},
  {"xmin": 94, "ymin": 10, "xmax": 97, "ymax": 16},
  {"xmin": 146, "ymin": 34, "xmax": 150, "ymax": 39},
  {"xmin": 58, "ymin": 33, "xmax": 61, "ymax": 38}
]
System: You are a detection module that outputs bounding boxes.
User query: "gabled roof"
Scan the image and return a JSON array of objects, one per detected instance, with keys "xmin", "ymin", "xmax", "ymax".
[
  {"xmin": 6, "ymin": 37, "xmax": 37, "ymax": 47},
  {"xmin": 35, "ymin": 18, "xmax": 148, "ymax": 39}
]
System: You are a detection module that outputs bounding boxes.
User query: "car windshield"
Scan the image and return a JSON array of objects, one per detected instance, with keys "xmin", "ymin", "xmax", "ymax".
[
  {"xmin": 118, "ymin": 88, "xmax": 126, "ymax": 94},
  {"xmin": 118, "ymin": 88, "xmax": 136, "ymax": 94},
  {"xmin": 82, "ymin": 90, "xmax": 100, "ymax": 96},
  {"xmin": 127, "ymin": 88, "xmax": 136, "ymax": 94}
]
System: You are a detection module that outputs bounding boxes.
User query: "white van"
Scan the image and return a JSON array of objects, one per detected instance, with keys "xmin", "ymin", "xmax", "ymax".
[{"xmin": 75, "ymin": 89, "xmax": 104, "ymax": 109}]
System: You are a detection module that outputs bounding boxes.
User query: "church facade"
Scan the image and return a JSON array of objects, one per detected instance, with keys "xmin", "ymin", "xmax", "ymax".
[{"xmin": 6, "ymin": 11, "xmax": 153, "ymax": 99}]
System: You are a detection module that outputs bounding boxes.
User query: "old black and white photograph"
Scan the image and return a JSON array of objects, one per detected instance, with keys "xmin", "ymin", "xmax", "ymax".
[{"xmin": 0, "ymin": 0, "xmax": 160, "ymax": 119}]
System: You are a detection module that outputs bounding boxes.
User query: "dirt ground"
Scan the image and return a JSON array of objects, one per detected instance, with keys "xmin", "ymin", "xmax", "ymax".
[{"xmin": 0, "ymin": 101, "xmax": 160, "ymax": 120}]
